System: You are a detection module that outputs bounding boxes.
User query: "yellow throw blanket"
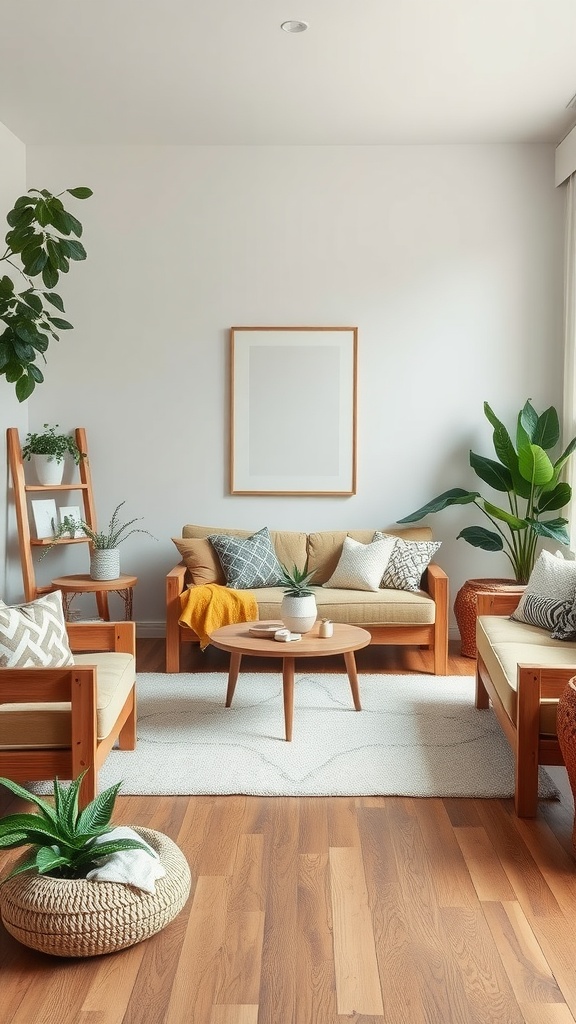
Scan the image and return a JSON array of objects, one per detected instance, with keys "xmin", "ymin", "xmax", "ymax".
[{"xmin": 178, "ymin": 584, "xmax": 258, "ymax": 651}]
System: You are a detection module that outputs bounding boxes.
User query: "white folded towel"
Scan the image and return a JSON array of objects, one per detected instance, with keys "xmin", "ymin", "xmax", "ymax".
[{"xmin": 85, "ymin": 826, "xmax": 167, "ymax": 893}]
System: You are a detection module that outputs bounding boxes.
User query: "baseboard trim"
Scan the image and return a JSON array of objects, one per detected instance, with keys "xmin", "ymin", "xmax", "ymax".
[{"xmin": 136, "ymin": 621, "xmax": 166, "ymax": 638}]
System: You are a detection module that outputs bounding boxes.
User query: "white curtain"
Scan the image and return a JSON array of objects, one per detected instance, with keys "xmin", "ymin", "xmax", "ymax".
[{"xmin": 563, "ymin": 173, "xmax": 576, "ymax": 551}]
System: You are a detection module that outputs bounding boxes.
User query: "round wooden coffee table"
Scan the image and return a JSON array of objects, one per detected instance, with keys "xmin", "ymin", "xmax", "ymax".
[{"xmin": 209, "ymin": 620, "xmax": 371, "ymax": 741}]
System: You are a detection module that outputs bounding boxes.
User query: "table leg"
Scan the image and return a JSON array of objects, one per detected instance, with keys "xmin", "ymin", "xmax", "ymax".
[
  {"xmin": 96, "ymin": 591, "xmax": 110, "ymax": 621},
  {"xmin": 282, "ymin": 657, "xmax": 295, "ymax": 741},
  {"xmin": 226, "ymin": 652, "xmax": 242, "ymax": 707},
  {"xmin": 343, "ymin": 651, "xmax": 362, "ymax": 711},
  {"xmin": 60, "ymin": 591, "xmax": 76, "ymax": 620},
  {"xmin": 114, "ymin": 587, "xmax": 133, "ymax": 619}
]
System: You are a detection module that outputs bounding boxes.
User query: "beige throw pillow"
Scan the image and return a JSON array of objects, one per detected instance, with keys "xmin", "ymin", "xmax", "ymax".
[
  {"xmin": 171, "ymin": 537, "xmax": 224, "ymax": 586},
  {"xmin": 322, "ymin": 535, "xmax": 396, "ymax": 592}
]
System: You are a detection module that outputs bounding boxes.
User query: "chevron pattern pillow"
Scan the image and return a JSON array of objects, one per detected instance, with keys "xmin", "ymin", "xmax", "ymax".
[
  {"xmin": 0, "ymin": 590, "xmax": 74, "ymax": 668},
  {"xmin": 208, "ymin": 527, "xmax": 283, "ymax": 589}
]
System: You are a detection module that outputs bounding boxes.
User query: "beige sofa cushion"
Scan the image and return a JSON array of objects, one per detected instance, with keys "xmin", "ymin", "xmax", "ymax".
[
  {"xmin": 476, "ymin": 615, "xmax": 576, "ymax": 736},
  {"xmin": 254, "ymin": 587, "xmax": 435, "ymax": 626},
  {"xmin": 307, "ymin": 526, "xmax": 434, "ymax": 584},
  {"xmin": 181, "ymin": 525, "xmax": 308, "ymax": 581},
  {"xmin": 0, "ymin": 652, "xmax": 135, "ymax": 749}
]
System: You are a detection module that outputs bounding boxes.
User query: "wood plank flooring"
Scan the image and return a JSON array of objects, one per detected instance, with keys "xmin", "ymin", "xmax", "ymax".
[{"xmin": 1, "ymin": 639, "xmax": 575, "ymax": 1024}]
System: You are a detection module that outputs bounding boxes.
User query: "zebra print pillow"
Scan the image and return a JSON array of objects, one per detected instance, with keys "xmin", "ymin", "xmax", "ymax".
[{"xmin": 511, "ymin": 550, "xmax": 576, "ymax": 631}]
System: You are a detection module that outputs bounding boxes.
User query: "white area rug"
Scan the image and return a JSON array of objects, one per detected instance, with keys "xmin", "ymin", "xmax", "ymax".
[{"xmin": 82, "ymin": 672, "xmax": 559, "ymax": 799}]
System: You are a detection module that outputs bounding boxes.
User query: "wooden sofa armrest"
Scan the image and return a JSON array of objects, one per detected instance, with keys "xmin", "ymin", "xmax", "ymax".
[
  {"xmin": 67, "ymin": 621, "xmax": 135, "ymax": 656},
  {"xmin": 166, "ymin": 562, "xmax": 188, "ymax": 672},
  {"xmin": 423, "ymin": 562, "xmax": 449, "ymax": 675},
  {"xmin": 476, "ymin": 591, "xmax": 523, "ymax": 617}
]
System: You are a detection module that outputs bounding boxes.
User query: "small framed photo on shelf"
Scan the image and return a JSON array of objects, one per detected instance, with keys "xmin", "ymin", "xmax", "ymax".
[
  {"xmin": 31, "ymin": 499, "xmax": 58, "ymax": 540},
  {"xmin": 58, "ymin": 505, "xmax": 83, "ymax": 538}
]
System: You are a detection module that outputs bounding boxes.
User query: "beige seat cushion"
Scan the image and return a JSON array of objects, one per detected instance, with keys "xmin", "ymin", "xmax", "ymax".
[
  {"xmin": 253, "ymin": 587, "xmax": 435, "ymax": 626},
  {"xmin": 476, "ymin": 615, "xmax": 576, "ymax": 736},
  {"xmin": 0, "ymin": 652, "xmax": 135, "ymax": 749}
]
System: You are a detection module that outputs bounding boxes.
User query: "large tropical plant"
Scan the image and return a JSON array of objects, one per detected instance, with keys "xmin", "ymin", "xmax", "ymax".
[
  {"xmin": 398, "ymin": 400, "xmax": 576, "ymax": 584},
  {"xmin": 0, "ymin": 773, "xmax": 150, "ymax": 881},
  {"xmin": 0, "ymin": 186, "xmax": 92, "ymax": 402}
]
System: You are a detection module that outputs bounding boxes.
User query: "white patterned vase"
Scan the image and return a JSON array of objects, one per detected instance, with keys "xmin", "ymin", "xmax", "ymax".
[
  {"xmin": 32, "ymin": 454, "xmax": 65, "ymax": 486},
  {"xmin": 280, "ymin": 594, "xmax": 318, "ymax": 634},
  {"xmin": 90, "ymin": 548, "xmax": 120, "ymax": 581}
]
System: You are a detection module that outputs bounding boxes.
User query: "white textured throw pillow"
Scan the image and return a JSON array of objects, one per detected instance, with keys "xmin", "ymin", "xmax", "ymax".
[
  {"xmin": 0, "ymin": 590, "xmax": 74, "ymax": 668},
  {"xmin": 323, "ymin": 535, "xmax": 396, "ymax": 592},
  {"xmin": 512, "ymin": 549, "xmax": 576, "ymax": 628}
]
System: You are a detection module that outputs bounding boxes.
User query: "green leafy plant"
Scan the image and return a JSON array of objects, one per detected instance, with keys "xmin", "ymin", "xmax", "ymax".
[
  {"xmin": 0, "ymin": 186, "xmax": 92, "ymax": 402},
  {"xmin": 398, "ymin": 399, "xmax": 576, "ymax": 584},
  {"xmin": 21, "ymin": 423, "xmax": 86, "ymax": 465},
  {"xmin": 0, "ymin": 773, "xmax": 151, "ymax": 881},
  {"xmin": 42, "ymin": 500, "xmax": 158, "ymax": 554},
  {"xmin": 279, "ymin": 561, "xmax": 316, "ymax": 596}
]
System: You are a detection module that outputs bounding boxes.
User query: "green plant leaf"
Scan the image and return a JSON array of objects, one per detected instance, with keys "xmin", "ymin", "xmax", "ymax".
[
  {"xmin": 457, "ymin": 526, "xmax": 504, "ymax": 551},
  {"xmin": 518, "ymin": 444, "xmax": 554, "ymax": 487},
  {"xmin": 553, "ymin": 436, "xmax": 576, "ymax": 477},
  {"xmin": 67, "ymin": 187, "xmax": 93, "ymax": 199},
  {"xmin": 22, "ymin": 247, "xmax": 47, "ymax": 277},
  {"xmin": 15, "ymin": 373, "xmax": 35, "ymax": 401},
  {"xmin": 72, "ymin": 838, "xmax": 153, "ymax": 868},
  {"xmin": 60, "ymin": 239, "xmax": 87, "ymax": 261},
  {"xmin": 533, "ymin": 406, "xmax": 560, "ymax": 450},
  {"xmin": 29, "ymin": 363, "xmax": 44, "ymax": 383},
  {"xmin": 530, "ymin": 519, "xmax": 571, "ymax": 544},
  {"xmin": 35, "ymin": 846, "xmax": 70, "ymax": 874},
  {"xmin": 397, "ymin": 488, "xmax": 480, "ymax": 523},
  {"xmin": 482, "ymin": 500, "xmax": 526, "ymax": 530},
  {"xmin": 48, "ymin": 316, "xmax": 73, "ymax": 330},
  {"xmin": 76, "ymin": 780, "xmax": 122, "ymax": 836},
  {"xmin": 67, "ymin": 213, "xmax": 83, "ymax": 238},
  {"xmin": 0, "ymin": 774, "xmax": 58, "ymax": 823},
  {"xmin": 518, "ymin": 400, "xmax": 538, "ymax": 444},
  {"xmin": 469, "ymin": 452, "xmax": 513, "ymax": 492},
  {"xmin": 0, "ymin": 813, "xmax": 64, "ymax": 846},
  {"xmin": 537, "ymin": 482, "xmax": 571, "ymax": 512},
  {"xmin": 41, "ymin": 263, "xmax": 59, "ymax": 289},
  {"xmin": 43, "ymin": 291, "xmax": 65, "ymax": 311}
]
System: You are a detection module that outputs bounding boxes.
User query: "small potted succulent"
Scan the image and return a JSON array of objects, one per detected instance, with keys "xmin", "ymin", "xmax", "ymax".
[
  {"xmin": 44, "ymin": 500, "xmax": 157, "ymax": 580},
  {"xmin": 21, "ymin": 423, "xmax": 86, "ymax": 486},
  {"xmin": 279, "ymin": 561, "xmax": 318, "ymax": 633},
  {"xmin": 0, "ymin": 773, "xmax": 191, "ymax": 957}
]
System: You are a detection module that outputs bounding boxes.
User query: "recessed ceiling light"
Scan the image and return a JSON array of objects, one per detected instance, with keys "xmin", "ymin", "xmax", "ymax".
[{"xmin": 281, "ymin": 20, "xmax": 308, "ymax": 33}]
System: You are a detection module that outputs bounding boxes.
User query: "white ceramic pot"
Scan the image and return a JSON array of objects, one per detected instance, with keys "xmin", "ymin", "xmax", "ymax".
[
  {"xmin": 280, "ymin": 593, "xmax": 318, "ymax": 633},
  {"xmin": 90, "ymin": 548, "xmax": 121, "ymax": 581},
  {"xmin": 32, "ymin": 454, "xmax": 65, "ymax": 486}
]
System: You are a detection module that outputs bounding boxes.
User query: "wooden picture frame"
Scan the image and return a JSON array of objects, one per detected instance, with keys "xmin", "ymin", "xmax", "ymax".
[{"xmin": 230, "ymin": 326, "xmax": 357, "ymax": 496}]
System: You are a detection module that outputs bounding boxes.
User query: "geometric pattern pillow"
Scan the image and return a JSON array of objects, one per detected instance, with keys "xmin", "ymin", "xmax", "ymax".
[
  {"xmin": 551, "ymin": 592, "xmax": 576, "ymax": 640},
  {"xmin": 0, "ymin": 590, "xmax": 74, "ymax": 667},
  {"xmin": 375, "ymin": 533, "xmax": 442, "ymax": 592},
  {"xmin": 512, "ymin": 549, "xmax": 576, "ymax": 626},
  {"xmin": 323, "ymin": 535, "xmax": 396, "ymax": 592},
  {"xmin": 208, "ymin": 527, "xmax": 284, "ymax": 589}
]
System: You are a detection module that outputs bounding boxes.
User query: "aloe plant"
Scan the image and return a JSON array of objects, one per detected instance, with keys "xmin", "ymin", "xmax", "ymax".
[
  {"xmin": 398, "ymin": 400, "xmax": 576, "ymax": 584},
  {"xmin": 279, "ymin": 562, "xmax": 316, "ymax": 596},
  {"xmin": 0, "ymin": 773, "xmax": 151, "ymax": 880}
]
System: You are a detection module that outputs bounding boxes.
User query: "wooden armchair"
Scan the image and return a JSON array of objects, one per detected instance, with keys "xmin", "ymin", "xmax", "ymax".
[
  {"xmin": 475, "ymin": 591, "xmax": 574, "ymax": 817},
  {"xmin": 0, "ymin": 621, "xmax": 136, "ymax": 808}
]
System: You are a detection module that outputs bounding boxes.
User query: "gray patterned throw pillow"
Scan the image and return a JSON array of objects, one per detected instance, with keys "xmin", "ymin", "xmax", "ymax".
[
  {"xmin": 0, "ymin": 590, "xmax": 74, "ymax": 668},
  {"xmin": 374, "ymin": 532, "xmax": 441, "ymax": 592},
  {"xmin": 512, "ymin": 550, "xmax": 576, "ymax": 629},
  {"xmin": 208, "ymin": 527, "xmax": 283, "ymax": 589}
]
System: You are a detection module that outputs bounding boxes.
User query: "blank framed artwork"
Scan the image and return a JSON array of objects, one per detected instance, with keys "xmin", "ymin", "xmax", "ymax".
[{"xmin": 230, "ymin": 326, "xmax": 357, "ymax": 495}]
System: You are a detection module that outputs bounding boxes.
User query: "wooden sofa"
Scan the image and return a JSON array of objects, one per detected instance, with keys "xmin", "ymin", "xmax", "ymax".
[
  {"xmin": 166, "ymin": 525, "xmax": 449, "ymax": 675},
  {"xmin": 476, "ymin": 590, "xmax": 575, "ymax": 817}
]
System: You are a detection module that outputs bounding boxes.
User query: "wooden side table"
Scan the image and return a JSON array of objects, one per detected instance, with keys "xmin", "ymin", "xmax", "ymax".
[{"xmin": 50, "ymin": 574, "xmax": 138, "ymax": 621}]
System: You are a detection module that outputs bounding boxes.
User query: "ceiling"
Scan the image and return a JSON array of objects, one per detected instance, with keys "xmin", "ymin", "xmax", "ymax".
[{"xmin": 2, "ymin": 0, "xmax": 576, "ymax": 146}]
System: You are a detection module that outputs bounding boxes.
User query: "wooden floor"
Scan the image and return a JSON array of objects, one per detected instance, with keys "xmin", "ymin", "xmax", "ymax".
[{"xmin": 1, "ymin": 639, "xmax": 576, "ymax": 1024}]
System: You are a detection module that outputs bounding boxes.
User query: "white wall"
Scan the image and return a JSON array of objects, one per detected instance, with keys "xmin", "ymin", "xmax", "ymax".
[
  {"xmin": 22, "ymin": 143, "xmax": 563, "ymax": 634},
  {"xmin": 0, "ymin": 121, "xmax": 27, "ymax": 603}
]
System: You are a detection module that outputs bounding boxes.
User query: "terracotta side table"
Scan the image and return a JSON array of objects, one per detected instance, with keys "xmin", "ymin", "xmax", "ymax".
[
  {"xmin": 50, "ymin": 574, "xmax": 138, "ymax": 621},
  {"xmin": 454, "ymin": 578, "xmax": 525, "ymax": 658}
]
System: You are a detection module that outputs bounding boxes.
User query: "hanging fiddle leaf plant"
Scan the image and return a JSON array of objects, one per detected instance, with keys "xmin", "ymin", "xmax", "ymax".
[{"xmin": 0, "ymin": 186, "xmax": 92, "ymax": 401}]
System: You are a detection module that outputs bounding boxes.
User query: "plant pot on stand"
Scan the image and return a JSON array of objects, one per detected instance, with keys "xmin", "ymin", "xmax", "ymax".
[
  {"xmin": 90, "ymin": 548, "xmax": 121, "ymax": 581},
  {"xmin": 32, "ymin": 454, "xmax": 65, "ymax": 486}
]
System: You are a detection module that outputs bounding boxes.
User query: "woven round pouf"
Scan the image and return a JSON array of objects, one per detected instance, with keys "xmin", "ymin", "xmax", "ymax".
[
  {"xmin": 0, "ymin": 827, "xmax": 191, "ymax": 957},
  {"xmin": 454, "ymin": 578, "xmax": 525, "ymax": 658},
  {"xmin": 557, "ymin": 677, "xmax": 576, "ymax": 850}
]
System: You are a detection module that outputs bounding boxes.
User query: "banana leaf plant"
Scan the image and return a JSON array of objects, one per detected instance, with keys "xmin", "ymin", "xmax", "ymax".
[{"xmin": 398, "ymin": 400, "xmax": 576, "ymax": 584}]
